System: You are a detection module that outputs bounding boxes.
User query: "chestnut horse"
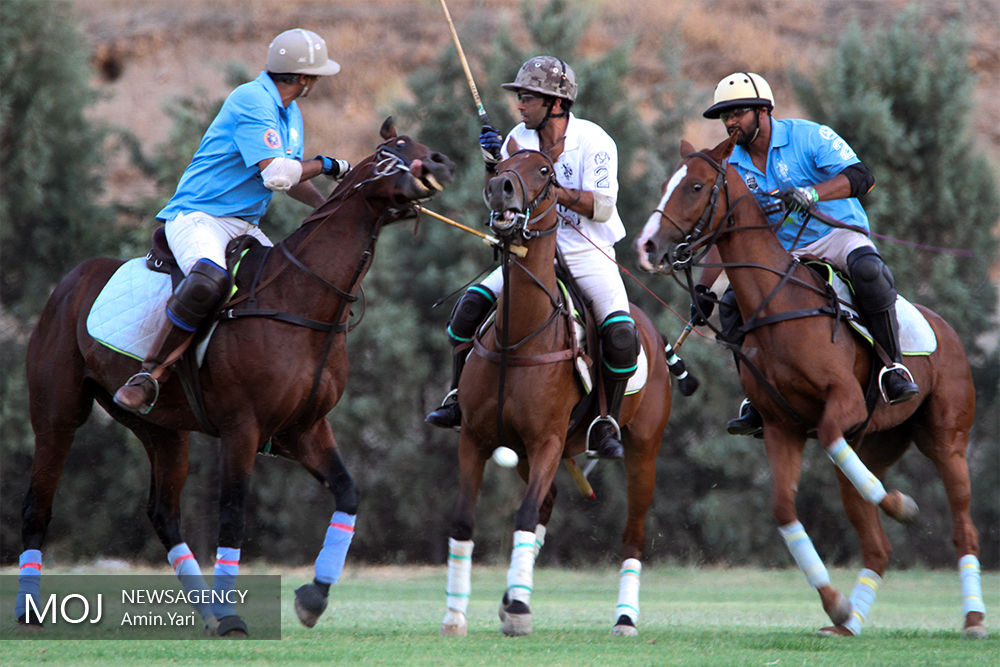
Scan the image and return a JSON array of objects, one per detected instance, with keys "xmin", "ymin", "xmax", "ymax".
[
  {"xmin": 440, "ymin": 144, "xmax": 672, "ymax": 638},
  {"xmin": 639, "ymin": 134, "xmax": 986, "ymax": 638},
  {"xmin": 17, "ymin": 119, "xmax": 454, "ymax": 636}
]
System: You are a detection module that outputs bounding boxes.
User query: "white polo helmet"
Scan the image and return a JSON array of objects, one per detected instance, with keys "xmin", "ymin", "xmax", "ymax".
[
  {"xmin": 703, "ymin": 72, "xmax": 774, "ymax": 118},
  {"xmin": 266, "ymin": 29, "xmax": 340, "ymax": 76}
]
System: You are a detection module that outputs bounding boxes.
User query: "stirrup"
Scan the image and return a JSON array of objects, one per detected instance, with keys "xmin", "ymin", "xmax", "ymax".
[
  {"xmin": 584, "ymin": 416, "xmax": 621, "ymax": 460},
  {"xmin": 118, "ymin": 371, "xmax": 160, "ymax": 415},
  {"xmin": 877, "ymin": 363, "xmax": 916, "ymax": 405},
  {"xmin": 437, "ymin": 388, "xmax": 458, "ymax": 408}
]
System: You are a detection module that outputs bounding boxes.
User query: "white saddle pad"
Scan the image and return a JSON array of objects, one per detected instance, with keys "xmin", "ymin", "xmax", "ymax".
[
  {"xmin": 828, "ymin": 273, "xmax": 937, "ymax": 355},
  {"xmin": 86, "ymin": 258, "xmax": 214, "ymax": 364}
]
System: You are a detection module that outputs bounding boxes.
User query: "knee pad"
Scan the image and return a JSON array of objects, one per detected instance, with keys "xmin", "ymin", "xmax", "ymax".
[
  {"xmin": 167, "ymin": 259, "xmax": 231, "ymax": 331},
  {"xmin": 600, "ymin": 311, "xmax": 639, "ymax": 381},
  {"xmin": 718, "ymin": 287, "xmax": 744, "ymax": 344},
  {"xmin": 847, "ymin": 247, "xmax": 896, "ymax": 313},
  {"xmin": 447, "ymin": 284, "xmax": 496, "ymax": 345}
]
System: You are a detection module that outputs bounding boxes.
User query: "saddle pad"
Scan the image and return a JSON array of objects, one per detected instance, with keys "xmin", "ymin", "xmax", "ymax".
[
  {"xmin": 826, "ymin": 270, "xmax": 937, "ymax": 356},
  {"xmin": 86, "ymin": 258, "xmax": 215, "ymax": 364},
  {"xmin": 560, "ymin": 282, "xmax": 647, "ymax": 395}
]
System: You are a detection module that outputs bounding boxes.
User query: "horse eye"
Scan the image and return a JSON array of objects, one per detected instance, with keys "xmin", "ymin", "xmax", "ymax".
[
  {"xmin": 396, "ymin": 139, "xmax": 406, "ymax": 146},
  {"xmin": 692, "ymin": 183, "xmax": 703, "ymax": 192},
  {"xmin": 540, "ymin": 167, "xmax": 550, "ymax": 175}
]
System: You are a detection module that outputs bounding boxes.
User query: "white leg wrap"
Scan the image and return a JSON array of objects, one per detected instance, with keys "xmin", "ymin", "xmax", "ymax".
[
  {"xmin": 533, "ymin": 524, "xmax": 547, "ymax": 558},
  {"xmin": 842, "ymin": 568, "xmax": 881, "ymax": 635},
  {"xmin": 826, "ymin": 437, "xmax": 887, "ymax": 504},
  {"xmin": 615, "ymin": 558, "xmax": 642, "ymax": 625},
  {"xmin": 445, "ymin": 538, "xmax": 474, "ymax": 614},
  {"xmin": 960, "ymin": 554, "xmax": 986, "ymax": 615},
  {"xmin": 507, "ymin": 530, "xmax": 537, "ymax": 605},
  {"xmin": 779, "ymin": 521, "xmax": 831, "ymax": 589}
]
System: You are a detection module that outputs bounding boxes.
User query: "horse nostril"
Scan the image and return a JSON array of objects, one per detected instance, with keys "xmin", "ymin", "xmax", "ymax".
[{"xmin": 503, "ymin": 180, "xmax": 514, "ymax": 195}]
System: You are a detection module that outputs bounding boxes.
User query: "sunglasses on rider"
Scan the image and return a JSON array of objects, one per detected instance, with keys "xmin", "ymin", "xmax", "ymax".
[
  {"xmin": 718, "ymin": 107, "xmax": 756, "ymax": 122},
  {"xmin": 517, "ymin": 92, "xmax": 541, "ymax": 104}
]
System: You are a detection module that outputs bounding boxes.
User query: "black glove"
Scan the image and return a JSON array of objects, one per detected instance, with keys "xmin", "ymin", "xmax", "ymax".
[
  {"xmin": 479, "ymin": 125, "xmax": 503, "ymax": 168},
  {"xmin": 777, "ymin": 186, "xmax": 818, "ymax": 213},
  {"xmin": 315, "ymin": 155, "xmax": 351, "ymax": 180},
  {"xmin": 690, "ymin": 284, "xmax": 716, "ymax": 325}
]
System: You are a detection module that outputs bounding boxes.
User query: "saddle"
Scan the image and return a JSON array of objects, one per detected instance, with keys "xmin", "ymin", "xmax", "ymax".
[{"xmin": 146, "ymin": 225, "xmax": 264, "ymax": 289}]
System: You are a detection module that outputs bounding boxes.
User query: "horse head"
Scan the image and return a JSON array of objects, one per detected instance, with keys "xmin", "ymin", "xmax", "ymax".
[
  {"xmin": 315, "ymin": 116, "xmax": 455, "ymax": 221},
  {"xmin": 483, "ymin": 137, "xmax": 559, "ymax": 242},
  {"xmin": 636, "ymin": 133, "xmax": 737, "ymax": 273}
]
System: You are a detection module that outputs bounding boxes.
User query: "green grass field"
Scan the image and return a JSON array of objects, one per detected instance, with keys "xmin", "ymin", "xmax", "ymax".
[{"xmin": 2, "ymin": 565, "xmax": 996, "ymax": 665}]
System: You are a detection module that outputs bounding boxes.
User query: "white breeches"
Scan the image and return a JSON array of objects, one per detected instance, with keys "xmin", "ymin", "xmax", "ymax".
[
  {"xmin": 480, "ymin": 244, "xmax": 629, "ymax": 323},
  {"xmin": 164, "ymin": 211, "xmax": 273, "ymax": 275}
]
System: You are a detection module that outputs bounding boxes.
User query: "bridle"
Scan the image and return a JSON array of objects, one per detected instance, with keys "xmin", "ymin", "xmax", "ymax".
[
  {"xmin": 486, "ymin": 149, "xmax": 560, "ymax": 241},
  {"xmin": 660, "ymin": 151, "xmax": 732, "ymax": 272}
]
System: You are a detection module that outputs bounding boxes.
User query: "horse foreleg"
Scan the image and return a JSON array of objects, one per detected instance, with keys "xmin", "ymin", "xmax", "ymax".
[
  {"xmin": 286, "ymin": 419, "xmax": 358, "ymax": 629},
  {"xmin": 500, "ymin": 437, "xmax": 562, "ymax": 637},
  {"xmin": 765, "ymin": 428, "xmax": 851, "ymax": 628},
  {"xmin": 441, "ymin": 431, "xmax": 487, "ymax": 637},
  {"xmin": 208, "ymin": 430, "xmax": 259, "ymax": 638}
]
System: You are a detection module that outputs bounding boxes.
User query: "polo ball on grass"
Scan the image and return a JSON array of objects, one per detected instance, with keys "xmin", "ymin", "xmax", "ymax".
[{"xmin": 491, "ymin": 446, "xmax": 518, "ymax": 468}]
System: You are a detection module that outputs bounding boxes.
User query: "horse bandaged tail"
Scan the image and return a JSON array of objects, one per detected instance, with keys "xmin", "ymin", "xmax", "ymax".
[
  {"xmin": 615, "ymin": 558, "xmax": 642, "ymax": 625},
  {"xmin": 806, "ymin": 260, "xmax": 937, "ymax": 355},
  {"xmin": 506, "ymin": 530, "xmax": 537, "ymax": 605}
]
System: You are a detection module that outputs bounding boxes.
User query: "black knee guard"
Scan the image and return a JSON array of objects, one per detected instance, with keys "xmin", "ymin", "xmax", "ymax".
[
  {"xmin": 847, "ymin": 247, "xmax": 897, "ymax": 313},
  {"xmin": 718, "ymin": 287, "xmax": 744, "ymax": 345},
  {"xmin": 446, "ymin": 284, "xmax": 496, "ymax": 346},
  {"xmin": 599, "ymin": 311, "xmax": 639, "ymax": 382},
  {"xmin": 166, "ymin": 259, "xmax": 231, "ymax": 332}
]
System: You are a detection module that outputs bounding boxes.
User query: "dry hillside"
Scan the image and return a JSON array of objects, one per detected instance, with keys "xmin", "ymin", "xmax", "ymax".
[{"xmin": 74, "ymin": 0, "xmax": 999, "ymax": 247}]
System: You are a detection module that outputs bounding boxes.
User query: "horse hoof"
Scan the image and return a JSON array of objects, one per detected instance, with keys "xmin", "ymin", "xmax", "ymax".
[
  {"xmin": 440, "ymin": 610, "xmax": 468, "ymax": 636},
  {"xmin": 817, "ymin": 625, "xmax": 854, "ymax": 637},
  {"xmin": 16, "ymin": 616, "xmax": 44, "ymax": 632},
  {"xmin": 963, "ymin": 625, "xmax": 989, "ymax": 639},
  {"xmin": 498, "ymin": 596, "xmax": 532, "ymax": 636},
  {"xmin": 612, "ymin": 615, "xmax": 638, "ymax": 636},
  {"xmin": 202, "ymin": 615, "xmax": 219, "ymax": 636},
  {"xmin": 880, "ymin": 490, "xmax": 919, "ymax": 523},
  {"xmin": 215, "ymin": 615, "xmax": 248, "ymax": 638},
  {"xmin": 294, "ymin": 583, "xmax": 329, "ymax": 628},
  {"xmin": 821, "ymin": 590, "xmax": 852, "ymax": 627}
]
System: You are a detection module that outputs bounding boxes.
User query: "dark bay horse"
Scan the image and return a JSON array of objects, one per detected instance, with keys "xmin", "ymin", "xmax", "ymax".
[
  {"xmin": 639, "ymin": 134, "xmax": 986, "ymax": 638},
  {"xmin": 17, "ymin": 119, "xmax": 454, "ymax": 636},
  {"xmin": 440, "ymin": 143, "xmax": 673, "ymax": 637}
]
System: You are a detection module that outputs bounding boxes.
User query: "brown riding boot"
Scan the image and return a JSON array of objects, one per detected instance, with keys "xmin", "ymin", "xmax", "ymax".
[{"xmin": 113, "ymin": 321, "xmax": 194, "ymax": 414}]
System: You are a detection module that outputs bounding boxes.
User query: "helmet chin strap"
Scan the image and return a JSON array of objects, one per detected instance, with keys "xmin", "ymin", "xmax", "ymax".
[{"xmin": 536, "ymin": 97, "xmax": 568, "ymax": 134}]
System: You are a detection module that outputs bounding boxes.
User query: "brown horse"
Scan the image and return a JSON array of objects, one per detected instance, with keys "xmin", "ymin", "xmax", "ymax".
[
  {"xmin": 639, "ymin": 134, "xmax": 986, "ymax": 638},
  {"xmin": 16, "ymin": 119, "xmax": 454, "ymax": 636},
  {"xmin": 440, "ymin": 144, "xmax": 673, "ymax": 637}
]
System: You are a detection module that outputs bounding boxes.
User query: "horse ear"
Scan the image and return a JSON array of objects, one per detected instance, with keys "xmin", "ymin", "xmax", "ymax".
[
  {"xmin": 380, "ymin": 116, "xmax": 397, "ymax": 140},
  {"xmin": 507, "ymin": 136, "xmax": 519, "ymax": 155},
  {"xmin": 718, "ymin": 132, "xmax": 737, "ymax": 158},
  {"xmin": 680, "ymin": 139, "xmax": 695, "ymax": 157}
]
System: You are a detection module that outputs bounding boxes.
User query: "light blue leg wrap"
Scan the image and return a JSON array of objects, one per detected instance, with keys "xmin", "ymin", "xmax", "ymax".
[
  {"xmin": 315, "ymin": 511, "xmax": 356, "ymax": 585},
  {"xmin": 960, "ymin": 554, "xmax": 986, "ymax": 615},
  {"xmin": 167, "ymin": 543, "xmax": 211, "ymax": 621},
  {"xmin": 843, "ymin": 568, "xmax": 881, "ymax": 635},
  {"xmin": 211, "ymin": 547, "xmax": 240, "ymax": 619},
  {"xmin": 779, "ymin": 521, "xmax": 831, "ymax": 588},
  {"xmin": 15, "ymin": 549, "xmax": 42, "ymax": 621},
  {"xmin": 826, "ymin": 437, "xmax": 887, "ymax": 504}
]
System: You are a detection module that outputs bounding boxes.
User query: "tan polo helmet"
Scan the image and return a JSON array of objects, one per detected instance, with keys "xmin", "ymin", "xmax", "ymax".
[
  {"xmin": 266, "ymin": 29, "xmax": 340, "ymax": 76},
  {"xmin": 502, "ymin": 56, "xmax": 578, "ymax": 102}
]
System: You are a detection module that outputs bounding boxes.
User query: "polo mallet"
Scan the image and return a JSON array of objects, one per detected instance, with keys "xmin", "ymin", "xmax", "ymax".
[
  {"xmin": 663, "ymin": 320, "xmax": 699, "ymax": 396},
  {"xmin": 438, "ymin": 0, "xmax": 490, "ymax": 125},
  {"xmin": 417, "ymin": 206, "xmax": 527, "ymax": 258},
  {"xmin": 563, "ymin": 458, "xmax": 596, "ymax": 500}
]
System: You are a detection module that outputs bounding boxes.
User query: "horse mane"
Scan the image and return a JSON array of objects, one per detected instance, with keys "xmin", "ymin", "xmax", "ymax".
[{"xmin": 298, "ymin": 151, "xmax": 381, "ymax": 227}]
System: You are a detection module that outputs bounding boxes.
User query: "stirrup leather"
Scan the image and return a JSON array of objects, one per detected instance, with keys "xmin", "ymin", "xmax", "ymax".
[
  {"xmin": 877, "ymin": 362, "xmax": 915, "ymax": 404},
  {"xmin": 121, "ymin": 371, "xmax": 160, "ymax": 414},
  {"xmin": 584, "ymin": 415, "xmax": 621, "ymax": 460}
]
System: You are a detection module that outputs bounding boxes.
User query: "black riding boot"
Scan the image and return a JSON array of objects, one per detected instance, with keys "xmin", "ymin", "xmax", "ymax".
[
  {"xmin": 727, "ymin": 398, "xmax": 764, "ymax": 436},
  {"xmin": 425, "ymin": 348, "xmax": 467, "ymax": 429},
  {"xmin": 588, "ymin": 378, "xmax": 627, "ymax": 460},
  {"xmin": 425, "ymin": 285, "xmax": 496, "ymax": 430},
  {"xmin": 865, "ymin": 308, "xmax": 919, "ymax": 405}
]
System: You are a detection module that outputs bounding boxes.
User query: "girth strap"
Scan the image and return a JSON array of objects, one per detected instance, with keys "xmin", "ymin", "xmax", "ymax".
[{"xmin": 472, "ymin": 338, "xmax": 574, "ymax": 366}]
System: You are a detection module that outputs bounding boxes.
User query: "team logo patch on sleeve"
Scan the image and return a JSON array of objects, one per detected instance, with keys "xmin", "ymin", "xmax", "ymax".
[{"xmin": 263, "ymin": 128, "xmax": 282, "ymax": 149}]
